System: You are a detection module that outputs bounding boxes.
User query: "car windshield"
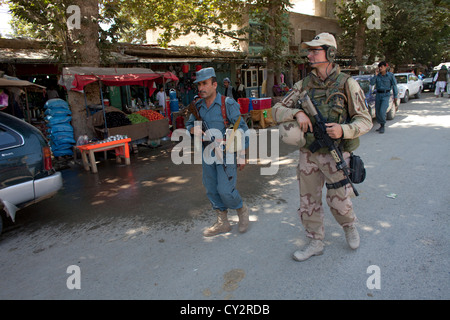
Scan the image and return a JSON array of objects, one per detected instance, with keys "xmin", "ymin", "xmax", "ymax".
[
  {"xmin": 395, "ymin": 75, "xmax": 407, "ymax": 83},
  {"xmin": 356, "ymin": 80, "xmax": 370, "ymax": 94}
]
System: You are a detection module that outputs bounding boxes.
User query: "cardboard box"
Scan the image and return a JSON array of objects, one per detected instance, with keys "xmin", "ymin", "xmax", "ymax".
[{"xmin": 250, "ymin": 108, "xmax": 275, "ymax": 129}]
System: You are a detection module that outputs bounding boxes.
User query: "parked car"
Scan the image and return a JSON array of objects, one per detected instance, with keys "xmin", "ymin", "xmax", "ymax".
[
  {"xmin": 353, "ymin": 75, "xmax": 398, "ymax": 120},
  {"xmin": 0, "ymin": 111, "xmax": 63, "ymax": 234},
  {"xmin": 394, "ymin": 73, "xmax": 423, "ymax": 103},
  {"xmin": 422, "ymin": 71, "xmax": 437, "ymax": 92}
]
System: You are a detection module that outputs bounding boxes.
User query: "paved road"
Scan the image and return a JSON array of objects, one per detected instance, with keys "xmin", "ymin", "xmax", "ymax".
[{"xmin": 0, "ymin": 92, "xmax": 449, "ymax": 302}]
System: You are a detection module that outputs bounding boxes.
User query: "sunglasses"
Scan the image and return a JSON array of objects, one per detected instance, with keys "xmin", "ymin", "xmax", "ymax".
[{"xmin": 307, "ymin": 48, "xmax": 325, "ymax": 55}]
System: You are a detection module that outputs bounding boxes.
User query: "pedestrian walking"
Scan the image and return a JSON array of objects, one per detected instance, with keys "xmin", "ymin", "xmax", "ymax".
[
  {"xmin": 447, "ymin": 70, "xmax": 450, "ymax": 98},
  {"xmin": 433, "ymin": 65, "xmax": 448, "ymax": 98},
  {"xmin": 418, "ymin": 71, "xmax": 424, "ymax": 80},
  {"xmin": 186, "ymin": 67, "xmax": 250, "ymax": 237},
  {"xmin": 272, "ymin": 33, "xmax": 373, "ymax": 261},
  {"xmin": 235, "ymin": 80, "xmax": 246, "ymax": 98},
  {"xmin": 223, "ymin": 77, "xmax": 237, "ymax": 100},
  {"xmin": 370, "ymin": 61, "xmax": 399, "ymax": 133},
  {"xmin": 156, "ymin": 87, "xmax": 167, "ymax": 113}
]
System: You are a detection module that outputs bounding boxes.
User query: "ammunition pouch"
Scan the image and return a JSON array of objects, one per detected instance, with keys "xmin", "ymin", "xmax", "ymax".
[
  {"xmin": 326, "ymin": 153, "xmax": 365, "ymax": 190},
  {"xmin": 349, "ymin": 153, "xmax": 366, "ymax": 184}
]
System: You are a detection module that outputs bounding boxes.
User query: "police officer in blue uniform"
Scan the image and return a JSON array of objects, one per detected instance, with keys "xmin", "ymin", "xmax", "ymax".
[
  {"xmin": 370, "ymin": 61, "xmax": 399, "ymax": 133},
  {"xmin": 186, "ymin": 67, "xmax": 250, "ymax": 237}
]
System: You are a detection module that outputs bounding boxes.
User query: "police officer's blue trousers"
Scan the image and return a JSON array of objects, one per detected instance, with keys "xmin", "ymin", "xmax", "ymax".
[
  {"xmin": 202, "ymin": 153, "xmax": 243, "ymax": 212},
  {"xmin": 375, "ymin": 93, "xmax": 390, "ymax": 125}
]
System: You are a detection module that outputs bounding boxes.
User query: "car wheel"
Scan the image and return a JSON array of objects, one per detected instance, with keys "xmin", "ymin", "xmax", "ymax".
[
  {"xmin": 414, "ymin": 88, "xmax": 421, "ymax": 99},
  {"xmin": 401, "ymin": 90, "xmax": 409, "ymax": 103}
]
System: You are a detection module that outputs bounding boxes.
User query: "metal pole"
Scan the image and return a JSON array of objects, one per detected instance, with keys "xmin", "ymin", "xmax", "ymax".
[
  {"xmin": 83, "ymin": 90, "xmax": 89, "ymax": 117},
  {"xmin": 99, "ymin": 81, "xmax": 108, "ymax": 139}
]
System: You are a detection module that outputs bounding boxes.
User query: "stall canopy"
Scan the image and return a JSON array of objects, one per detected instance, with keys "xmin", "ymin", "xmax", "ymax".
[
  {"xmin": 58, "ymin": 67, "xmax": 178, "ymax": 96},
  {"xmin": 0, "ymin": 77, "xmax": 47, "ymax": 122},
  {"xmin": 0, "ymin": 78, "xmax": 46, "ymax": 91}
]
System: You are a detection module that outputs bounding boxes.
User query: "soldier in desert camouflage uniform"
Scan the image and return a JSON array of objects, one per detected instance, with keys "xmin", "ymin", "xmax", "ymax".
[{"xmin": 272, "ymin": 33, "xmax": 372, "ymax": 261}]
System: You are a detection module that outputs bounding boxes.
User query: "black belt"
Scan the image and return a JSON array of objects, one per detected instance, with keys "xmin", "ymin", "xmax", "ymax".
[
  {"xmin": 377, "ymin": 89, "xmax": 390, "ymax": 93},
  {"xmin": 326, "ymin": 178, "xmax": 350, "ymax": 190}
]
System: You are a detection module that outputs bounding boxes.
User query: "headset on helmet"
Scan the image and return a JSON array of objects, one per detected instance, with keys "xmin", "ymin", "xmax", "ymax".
[
  {"xmin": 309, "ymin": 45, "xmax": 337, "ymax": 65},
  {"xmin": 325, "ymin": 46, "xmax": 337, "ymax": 62}
]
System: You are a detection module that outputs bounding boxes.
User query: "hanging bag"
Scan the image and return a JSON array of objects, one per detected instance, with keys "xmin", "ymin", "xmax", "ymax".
[{"xmin": 349, "ymin": 153, "xmax": 366, "ymax": 184}]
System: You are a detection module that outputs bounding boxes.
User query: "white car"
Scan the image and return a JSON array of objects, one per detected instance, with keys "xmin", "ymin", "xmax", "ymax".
[{"xmin": 395, "ymin": 73, "xmax": 423, "ymax": 103}]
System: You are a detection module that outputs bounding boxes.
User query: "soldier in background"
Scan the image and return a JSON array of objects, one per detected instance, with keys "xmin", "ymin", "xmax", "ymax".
[{"xmin": 272, "ymin": 33, "xmax": 372, "ymax": 261}]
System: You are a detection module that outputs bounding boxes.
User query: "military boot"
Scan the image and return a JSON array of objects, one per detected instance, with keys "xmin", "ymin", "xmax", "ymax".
[
  {"xmin": 344, "ymin": 225, "xmax": 360, "ymax": 249},
  {"xmin": 203, "ymin": 210, "xmax": 231, "ymax": 237},
  {"xmin": 292, "ymin": 239, "xmax": 324, "ymax": 262},
  {"xmin": 236, "ymin": 204, "xmax": 249, "ymax": 233}
]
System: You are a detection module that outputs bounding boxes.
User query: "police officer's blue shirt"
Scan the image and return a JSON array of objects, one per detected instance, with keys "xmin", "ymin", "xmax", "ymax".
[
  {"xmin": 186, "ymin": 92, "xmax": 249, "ymax": 150},
  {"xmin": 370, "ymin": 72, "xmax": 398, "ymax": 98}
]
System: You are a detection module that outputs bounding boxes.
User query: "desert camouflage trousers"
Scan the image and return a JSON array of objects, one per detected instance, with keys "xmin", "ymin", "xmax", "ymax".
[{"xmin": 297, "ymin": 148, "xmax": 357, "ymax": 240}]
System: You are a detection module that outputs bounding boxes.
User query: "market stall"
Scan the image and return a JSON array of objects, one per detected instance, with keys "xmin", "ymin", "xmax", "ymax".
[
  {"xmin": 0, "ymin": 77, "xmax": 46, "ymax": 123},
  {"xmin": 58, "ymin": 67, "xmax": 178, "ymax": 142}
]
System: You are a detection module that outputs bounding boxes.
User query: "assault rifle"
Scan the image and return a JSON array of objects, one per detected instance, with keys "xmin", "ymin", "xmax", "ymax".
[
  {"xmin": 188, "ymin": 101, "xmax": 232, "ymax": 181},
  {"xmin": 298, "ymin": 91, "xmax": 359, "ymax": 196}
]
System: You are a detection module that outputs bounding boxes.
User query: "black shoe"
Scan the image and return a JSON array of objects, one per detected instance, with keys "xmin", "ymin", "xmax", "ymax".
[
  {"xmin": 379, "ymin": 126, "xmax": 385, "ymax": 134},
  {"xmin": 376, "ymin": 125, "xmax": 384, "ymax": 132}
]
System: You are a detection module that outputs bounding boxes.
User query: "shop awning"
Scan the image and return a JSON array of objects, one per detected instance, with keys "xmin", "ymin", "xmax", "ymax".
[
  {"xmin": 158, "ymin": 71, "xmax": 179, "ymax": 83},
  {"xmin": 0, "ymin": 78, "xmax": 46, "ymax": 91},
  {"xmin": 59, "ymin": 67, "xmax": 178, "ymax": 96},
  {"xmin": 0, "ymin": 77, "xmax": 47, "ymax": 123}
]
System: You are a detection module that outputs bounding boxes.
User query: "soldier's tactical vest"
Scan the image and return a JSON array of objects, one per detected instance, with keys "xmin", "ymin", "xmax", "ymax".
[{"xmin": 302, "ymin": 72, "xmax": 360, "ymax": 153}]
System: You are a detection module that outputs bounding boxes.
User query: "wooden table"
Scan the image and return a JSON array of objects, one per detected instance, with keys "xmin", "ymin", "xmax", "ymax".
[{"xmin": 77, "ymin": 138, "xmax": 131, "ymax": 173}]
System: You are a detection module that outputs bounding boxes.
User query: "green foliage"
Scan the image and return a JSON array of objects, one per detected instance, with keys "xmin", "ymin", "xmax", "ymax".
[
  {"xmin": 336, "ymin": 0, "xmax": 450, "ymax": 67},
  {"xmin": 4, "ymin": 0, "xmax": 296, "ymax": 71},
  {"xmin": 117, "ymin": 0, "xmax": 246, "ymax": 47},
  {"xmin": 246, "ymin": 0, "xmax": 293, "ymax": 64},
  {"xmin": 5, "ymin": 0, "xmax": 133, "ymax": 63},
  {"xmin": 8, "ymin": 0, "xmax": 68, "ymax": 41}
]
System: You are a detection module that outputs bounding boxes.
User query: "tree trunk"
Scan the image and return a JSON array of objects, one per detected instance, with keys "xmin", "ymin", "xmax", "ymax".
[
  {"xmin": 69, "ymin": 83, "xmax": 101, "ymax": 140},
  {"xmin": 266, "ymin": 3, "xmax": 282, "ymax": 97},
  {"xmin": 71, "ymin": 0, "xmax": 100, "ymax": 66},
  {"xmin": 68, "ymin": 0, "xmax": 101, "ymax": 140},
  {"xmin": 354, "ymin": 21, "xmax": 366, "ymax": 66}
]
